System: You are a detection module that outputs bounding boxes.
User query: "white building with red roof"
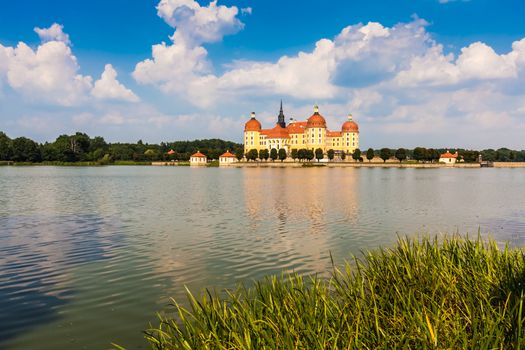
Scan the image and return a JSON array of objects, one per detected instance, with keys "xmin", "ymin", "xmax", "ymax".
[
  {"xmin": 439, "ymin": 151, "xmax": 459, "ymax": 165},
  {"xmin": 190, "ymin": 151, "xmax": 207, "ymax": 166},
  {"xmin": 219, "ymin": 150, "xmax": 237, "ymax": 165}
]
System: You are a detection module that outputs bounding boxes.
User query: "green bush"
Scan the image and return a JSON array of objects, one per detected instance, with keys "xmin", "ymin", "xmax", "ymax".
[
  {"xmin": 141, "ymin": 235, "xmax": 525, "ymax": 349},
  {"xmin": 113, "ymin": 160, "xmax": 152, "ymax": 166}
]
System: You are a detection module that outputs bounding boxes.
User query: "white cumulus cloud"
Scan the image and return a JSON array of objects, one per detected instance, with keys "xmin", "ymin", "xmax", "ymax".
[
  {"xmin": 34, "ymin": 23, "xmax": 71, "ymax": 45},
  {"xmin": 134, "ymin": 0, "xmax": 246, "ymax": 107},
  {"xmin": 2, "ymin": 40, "xmax": 93, "ymax": 106},
  {"xmin": 134, "ymin": 17, "xmax": 433, "ymax": 105},
  {"xmin": 395, "ymin": 41, "xmax": 523, "ymax": 87},
  {"xmin": 92, "ymin": 64, "xmax": 140, "ymax": 102},
  {"xmin": 156, "ymin": 0, "xmax": 244, "ymax": 45},
  {"xmin": 457, "ymin": 42, "xmax": 517, "ymax": 80},
  {"xmin": 0, "ymin": 24, "xmax": 138, "ymax": 106}
]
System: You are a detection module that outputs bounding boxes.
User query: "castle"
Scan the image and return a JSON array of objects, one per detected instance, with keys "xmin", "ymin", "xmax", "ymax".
[{"xmin": 243, "ymin": 102, "xmax": 359, "ymax": 157}]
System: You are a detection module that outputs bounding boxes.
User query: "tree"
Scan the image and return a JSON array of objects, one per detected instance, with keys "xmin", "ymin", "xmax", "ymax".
[
  {"xmin": 235, "ymin": 148, "xmax": 244, "ymax": 161},
  {"xmin": 298, "ymin": 149, "xmax": 306, "ymax": 161},
  {"xmin": 352, "ymin": 148, "xmax": 361, "ymax": 162},
  {"xmin": 429, "ymin": 149, "xmax": 440, "ymax": 163},
  {"xmin": 260, "ymin": 149, "xmax": 269, "ymax": 161},
  {"xmin": 278, "ymin": 148, "xmax": 287, "ymax": 162},
  {"xmin": 366, "ymin": 148, "xmax": 374, "ymax": 162},
  {"xmin": 496, "ymin": 148, "xmax": 512, "ymax": 162},
  {"xmin": 270, "ymin": 148, "xmax": 278, "ymax": 161},
  {"xmin": 89, "ymin": 136, "xmax": 107, "ymax": 152},
  {"xmin": 459, "ymin": 149, "xmax": 479, "ymax": 163},
  {"xmin": 413, "ymin": 147, "xmax": 426, "ymax": 162},
  {"xmin": 306, "ymin": 149, "xmax": 315, "ymax": 161},
  {"xmin": 208, "ymin": 149, "xmax": 222, "ymax": 160},
  {"xmin": 480, "ymin": 149, "xmax": 497, "ymax": 162},
  {"xmin": 291, "ymin": 149, "xmax": 298, "ymax": 162},
  {"xmin": 395, "ymin": 148, "xmax": 407, "ymax": 163},
  {"xmin": 247, "ymin": 149, "xmax": 258, "ymax": 161},
  {"xmin": 327, "ymin": 149, "xmax": 335, "ymax": 161},
  {"xmin": 0, "ymin": 132, "xmax": 13, "ymax": 160},
  {"xmin": 144, "ymin": 149, "xmax": 160, "ymax": 161},
  {"xmin": 98, "ymin": 153, "xmax": 113, "ymax": 165},
  {"xmin": 41, "ymin": 142, "xmax": 60, "ymax": 161},
  {"xmin": 341, "ymin": 151, "xmax": 346, "ymax": 161},
  {"xmin": 11, "ymin": 137, "xmax": 41, "ymax": 162},
  {"xmin": 380, "ymin": 148, "xmax": 392, "ymax": 163},
  {"xmin": 315, "ymin": 148, "xmax": 324, "ymax": 162},
  {"xmin": 258, "ymin": 149, "xmax": 265, "ymax": 161}
]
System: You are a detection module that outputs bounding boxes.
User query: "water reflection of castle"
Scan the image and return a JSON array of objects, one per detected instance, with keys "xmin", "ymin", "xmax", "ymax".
[
  {"xmin": 244, "ymin": 103, "xmax": 360, "ymax": 156},
  {"xmin": 242, "ymin": 167, "xmax": 359, "ymax": 274}
]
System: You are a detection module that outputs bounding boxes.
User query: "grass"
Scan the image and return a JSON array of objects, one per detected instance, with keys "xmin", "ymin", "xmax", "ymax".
[
  {"xmin": 113, "ymin": 160, "xmax": 152, "ymax": 166},
  {"xmin": 0, "ymin": 160, "xmax": 153, "ymax": 166},
  {"xmin": 302, "ymin": 162, "xmax": 326, "ymax": 167},
  {"xmin": 140, "ymin": 235, "xmax": 525, "ymax": 349}
]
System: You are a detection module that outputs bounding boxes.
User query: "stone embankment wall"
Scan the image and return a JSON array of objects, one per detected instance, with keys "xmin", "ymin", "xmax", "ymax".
[
  {"xmin": 152, "ymin": 161, "xmax": 178, "ymax": 166},
  {"xmin": 493, "ymin": 162, "xmax": 525, "ymax": 168},
  {"xmin": 226, "ymin": 162, "xmax": 482, "ymax": 168},
  {"xmin": 151, "ymin": 161, "xmax": 524, "ymax": 168}
]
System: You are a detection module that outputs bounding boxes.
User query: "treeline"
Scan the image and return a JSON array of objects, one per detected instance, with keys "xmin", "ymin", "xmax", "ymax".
[
  {"xmin": 2, "ymin": 130, "xmax": 523, "ymax": 164},
  {"xmin": 369, "ymin": 147, "xmax": 525, "ymax": 163},
  {"xmin": 0, "ymin": 131, "xmax": 243, "ymax": 163},
  {"xmin": 363, "ymin": 147, "xmax": 525, "ymax": 163},
  {"xmin": 242, "ymin": 146, "xmax": 525, "ymax": 163}
]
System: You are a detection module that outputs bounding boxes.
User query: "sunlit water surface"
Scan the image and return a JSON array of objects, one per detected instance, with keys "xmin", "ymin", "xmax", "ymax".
[{"xmin": 1, "ymin": 166, "xmax": 524, "ymax": 349}]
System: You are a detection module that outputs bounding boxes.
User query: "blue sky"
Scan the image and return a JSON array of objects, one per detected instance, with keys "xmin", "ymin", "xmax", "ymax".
[{"xmin": 1, "ymin": 0, "xmax": 525, "ymax": 148}]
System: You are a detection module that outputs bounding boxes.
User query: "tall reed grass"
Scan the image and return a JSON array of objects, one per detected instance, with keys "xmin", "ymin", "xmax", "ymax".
[{"xmin": 142, "ymin": 235, "xmax": 525, "ymax": 349}]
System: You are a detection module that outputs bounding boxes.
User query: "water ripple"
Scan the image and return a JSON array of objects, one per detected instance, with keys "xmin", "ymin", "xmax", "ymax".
[{"xmin": 1, "ymin": 166, "xmax": 525, "ymax": 349}]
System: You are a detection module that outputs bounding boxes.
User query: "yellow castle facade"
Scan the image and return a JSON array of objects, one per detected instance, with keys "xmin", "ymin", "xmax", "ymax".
[{"xmin": 244, "ymin": 103, "xmax": 359, "ymax": 156}]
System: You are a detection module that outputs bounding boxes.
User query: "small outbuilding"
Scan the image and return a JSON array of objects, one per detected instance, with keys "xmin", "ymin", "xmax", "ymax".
[
  {"xmin": 219, "ymin": 150, "xmax": 237, "ymax": 165},
  {"xmin": 439, "ymin": 151, "xmax": 459, "ymax": 165},
  {"xmin": 190, "ymin": 151, "xmax": 207, "ymax": 166}
]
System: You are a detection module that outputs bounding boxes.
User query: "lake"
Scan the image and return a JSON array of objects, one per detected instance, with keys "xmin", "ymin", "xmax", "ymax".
[{"xmin": 1, "ymin": 166, "xmax": 524, "ymax": 349}]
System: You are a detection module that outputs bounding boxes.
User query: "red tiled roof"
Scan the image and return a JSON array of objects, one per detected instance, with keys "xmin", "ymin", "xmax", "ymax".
[
  {"xmin": 266, "ymin": 124, "xmax": 290, "ymax": 139},
  {"xmin": 440, "ymin": 151, "xmax": 458, "ymax": 158},
  {"xmin": 191, "ymin": 151, "xmax": 206, "ymax": 158},
  {"xmin": 220, "ymin": 151, "xmax": 236, "ymax": 158},
  {"xmin": 327, "ymin": 130, "xmax": 342, "ymax": 137},
  {"xmin": 286, "ymin": 121, "xmax": 307, "ymax": 134},
  {"xmin": 167, "ymin": 149, "xmax": 176, "ymax": 155},
  {"xmin": 307, "ymin": 112, "xmax": 327, "ymax": 128},
  {"xmin": 244, "ymin": 118, "xmax": 262, "ymax": 132},
  {"xmin": 342, "ymin": 120, "xmax": 359, "ymax": 132}
]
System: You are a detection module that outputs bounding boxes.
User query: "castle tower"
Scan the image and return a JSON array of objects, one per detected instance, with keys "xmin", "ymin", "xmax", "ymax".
[{"xmin": 277, "ymin": 100, "xmax": 286, "ymax": 128}]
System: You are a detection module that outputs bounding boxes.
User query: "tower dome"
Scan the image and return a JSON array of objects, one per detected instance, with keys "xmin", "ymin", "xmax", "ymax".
[
  {"xmin": 342, "ymin": 113, "xmax": 359, "ymax": 132},
  {"xmin": 244, "ymin": 112, "xmax": 262, "ymax": 132},
  {"xmin": 306, "ymin": 105, "xmax": 327, "ymax": 128}
]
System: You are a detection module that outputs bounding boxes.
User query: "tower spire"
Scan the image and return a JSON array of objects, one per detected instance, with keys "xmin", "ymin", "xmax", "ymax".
[{"xmin": 277, "ymin": 100, "xmax": 286, "ymax": 128}]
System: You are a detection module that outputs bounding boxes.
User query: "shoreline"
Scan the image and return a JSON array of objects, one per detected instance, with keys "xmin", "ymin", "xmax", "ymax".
[
  {"xmin": 2, "ymin": 161, "xmax": 525, "ymax": 168},
  {"xmin": 225, "ymin": 162, "xmax": 480, "ymax": 168},
  {"xmin": 223, "ymin": 161, "xmax": 525, "ymax": 168}
]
